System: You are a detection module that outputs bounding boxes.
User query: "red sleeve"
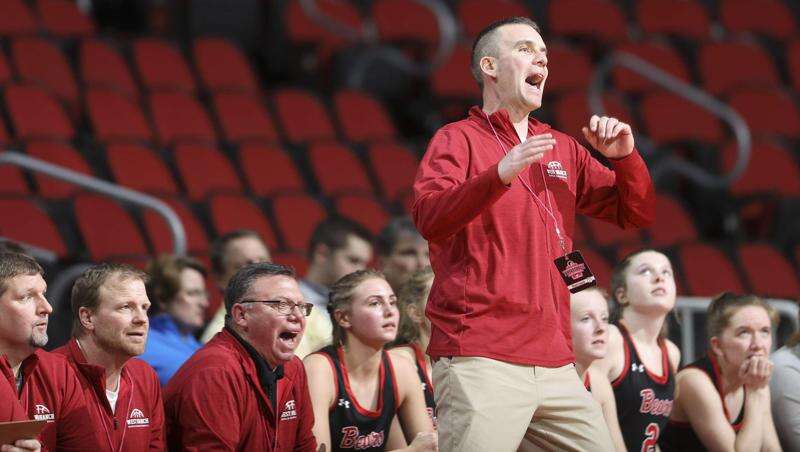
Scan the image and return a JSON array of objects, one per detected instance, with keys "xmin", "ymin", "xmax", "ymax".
[
  {"xmin": 170, "ymin": 368, "xmax": 240, "ymax": 452},
  {"xmin": 55, "ymin": 365, "xmax": 103, "ymax": 451},
  {"xmin": 574, "ymin": 141, "xmax": 655, "ymax": 229},
  {"xmin": 148, "ymin": 372, "xmax": 165, "ymax": 451},
  {"xmin": 412, "ymin": 127, "xmax": 509, "ymax": 242},
  {"xmin": 293, "ymin": 365, "xmax": 317, "ymax": 452}
]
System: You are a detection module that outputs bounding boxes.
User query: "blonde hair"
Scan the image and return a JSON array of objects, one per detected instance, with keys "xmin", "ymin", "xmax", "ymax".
[
  {"xmin": 706, "ymin": 292, "xmax": 778, "ymax": 343},
  {"xmin": 392, "ymin": 267, "xmax": 434, "ymax": 346},
  {"xmin": 328, "ymin": 269, "xmax": 386, "ymax": 346}
]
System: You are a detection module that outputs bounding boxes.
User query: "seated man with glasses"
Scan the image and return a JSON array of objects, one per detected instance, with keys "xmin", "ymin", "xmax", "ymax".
[{"xmin": 164, "ymin": 262, "xmax": 317, "ymax": 451}]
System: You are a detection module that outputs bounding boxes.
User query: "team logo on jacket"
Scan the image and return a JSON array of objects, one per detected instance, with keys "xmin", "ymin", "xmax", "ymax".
[
  {"xmin": 280, "ymin": 399, "xmax": 297, "ymax": 421},
  {"xmin": 546, "ymin": 161, "xmax": 568, "ymax": 180},
  {"xmin": 33, "ymin": 404, "xmax": 55, "ymax": 422},
  {"xmin": 638, "ymin": 389, "xmax": 673, "ymax": 417},
  {"xmin": 126, "ymin": 408, "xmax": 150, "ymax": 428},
  {"xmin": 340, "ymin": 427, "xmax": 385, "ymax": 450}
]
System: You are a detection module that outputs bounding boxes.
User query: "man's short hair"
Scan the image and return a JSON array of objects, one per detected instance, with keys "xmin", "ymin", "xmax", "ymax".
[
  {"xmin": 71, "ymin": 263, "xmax": 148, "ymax": 336},
  {"xmin": 210, "ymin": 229, "xmax": 264, "ymax": 277},
  {"xmin": 375, "ymin": 217, "xmax": 422, "ymax": 257},
  {"xmin": 224, "ymin": 262, "xmax": 295, "ymax": 320},
  {"xmin": 0, "ymin": 252, "xmax": 43, "ymax": 298},
  {"xmin": 471, "ymin": 17, "xmax": 541, "ymax": 88},
  {"xmin": 307, "ymin": 217, "xmax": 373, "ymax": 259}
]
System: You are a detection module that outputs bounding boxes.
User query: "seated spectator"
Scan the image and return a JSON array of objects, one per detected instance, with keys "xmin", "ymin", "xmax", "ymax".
[
  {"xmin": 54, "ymin": 263, "xmax": 164, "ymax": 450},
  {"xmin": 376, "ymin": 218, "xmax": 430, "ymax": 293},
  {"xmin": 0, "ymin": 252, "xmax": 100, "ymax": 450},
  {"xmin": 304, "ymin": 270, "xmax": 437, "ymax": 451},
  {"xmin": 570, "ymin": 287, "xmax": 625, "ymax": 451},
  {"xmin": 164, "ymin": 263, "xmax": 316, "ymax": 450},
  {"xmin": 140, "ymin": 255, "xmax": 209, "ymax": 385},
  {"xmin": 201, "ymin": 229, "xmax": 271, "ymax": 342},
  {"xmin": 388, "ymin": 267, "xmax": 437, "ymax": 427},
  {"xmin": 296, "ymin": 217, "xmax": 373, "ymax": 358},
  {"xmin": 661, "ymin": 293, "xmax": 782, "ymax": 451},
  {"xmin": 770, "ymin": 307, "xmax": 800, "ymax": 451}
]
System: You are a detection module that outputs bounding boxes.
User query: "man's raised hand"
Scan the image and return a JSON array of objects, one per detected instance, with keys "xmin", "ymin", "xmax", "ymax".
[
  {"xmin": 497, "ymin": 133, "xmax": 556, "ymax": 185},
  {"xmin": 581, "ymin": 115, "xmax": 634, "ymax": 159}
]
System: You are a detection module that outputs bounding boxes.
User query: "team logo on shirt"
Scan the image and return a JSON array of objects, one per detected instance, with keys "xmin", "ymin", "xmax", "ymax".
[
  {"xmin": 33, "ymin": 404, "xmax": 55, "ymax": 422},
  {"xmin": 338, "ymin": 398, "xmax": 350, "ymax": 409},
  {"xmin": 280, "ymin": 399, "xmax": 297, "ymax": 421},
  {"xmin": 340, "ymin": 427, "xmax": 385, "ymax": 449},
  {"xmin": 546, "ymin": 161, "xmax": 568, "ymax": 180},
  {"xmin": 638, "ymin": 389, "xmax": 673, "ymax": 417},
  {"xmin": 126, "ymin": 408, "xmax": 150, "ymax": 428},
  {"xmin": 632, "ymin": 363, "xmax": 645, "ymax": 373}
]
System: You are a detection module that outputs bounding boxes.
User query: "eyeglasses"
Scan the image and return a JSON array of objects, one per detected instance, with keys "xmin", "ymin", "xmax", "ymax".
[{"xmin": 239, "ymin": 299, "xmax": 314, "ymax": 317}]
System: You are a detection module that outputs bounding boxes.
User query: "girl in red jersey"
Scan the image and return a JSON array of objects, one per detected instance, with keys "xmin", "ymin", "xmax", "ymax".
[
  {"xmin": 595, "ymin": 249, "xmax": 681, "ymax": 452},
  {"xmin": 388, "ymin": 268, "xmax": 436, "ymax": 428},
  {"xmin": 304, "ymin": 270, "xmax": 436, "ymax": 452},
  {"xmin": 660, "ymin": 293, "xmax": 782, "ymax": 451},
  {"xmin": 570, "ymin": 287, "xmax": 626, "ymax": 452}
]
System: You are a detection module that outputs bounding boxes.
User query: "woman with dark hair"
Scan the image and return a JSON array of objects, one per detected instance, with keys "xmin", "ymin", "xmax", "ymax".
[
  {"xmin": 304, "ymin": 270, "xmax": 436, "ymax": 451},
  {"xmin": 389, "ymin": 267, "xmax": 436, "ymax": 427},
  {"xmin": 140, "ymin": 254, "xmax": 209, "ymax": 385},
  {"xmin": 770, "ymin": 307, "xmax": 800, "ymax": 450},
  {"xmin": 661, "ymin": 293, "xmax": 782, "ymax": 451},
  {"xmin": 595, "ymin": 249, "xmax": 681, "ymax": 451}
]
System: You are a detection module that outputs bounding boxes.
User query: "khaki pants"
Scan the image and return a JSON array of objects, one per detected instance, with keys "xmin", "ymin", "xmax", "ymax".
[{"xmin": 432, "ymin": 356, "xmax": 614, "ymax": 452}]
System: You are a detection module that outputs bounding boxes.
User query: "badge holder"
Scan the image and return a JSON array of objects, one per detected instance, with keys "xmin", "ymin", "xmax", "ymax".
[{"xmin": 554, "ymin": 250, "xmax": 597, "ymax": 294}]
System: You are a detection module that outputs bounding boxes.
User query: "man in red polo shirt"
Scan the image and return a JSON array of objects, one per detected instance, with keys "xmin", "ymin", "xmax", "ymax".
[
  {"xmin": 54, "ymin": 263, "xmax": 164, "ymax": 451},
  {"xmin": 0, "ymin": 252, "xmax": 100, "ymax": 451},
  {"xmin": 165, "ymin": 262, "xmax": 316, "ymax": 451},
  {"xmin": 0, "ymin": 376, "xmax": 42, "ymax": 451}
]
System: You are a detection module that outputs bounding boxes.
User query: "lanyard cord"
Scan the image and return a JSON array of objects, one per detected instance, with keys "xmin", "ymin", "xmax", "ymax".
[
  {"xmin": 94, "ymin": 371, "xmax": 132, "ymax": 452},
  {"xmin": 484, "ymin": 113, "xmax": 567, "ymax": 253}
]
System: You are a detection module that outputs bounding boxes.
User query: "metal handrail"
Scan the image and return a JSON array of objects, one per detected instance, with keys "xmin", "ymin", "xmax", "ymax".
[
  {"xmin": 0, "ymin": 151, "xmax": 187, "ymax": 255},
  {"xmin": 298, "ymin": 0, "xmax": 366, "ymax": 42},
  {"xmin": 676, "ymin": 296, "xmax": 799, "ymax": 363},
  {"xmin": 589, "ymin": 52, "xmax": 752, "ymax": 189}
]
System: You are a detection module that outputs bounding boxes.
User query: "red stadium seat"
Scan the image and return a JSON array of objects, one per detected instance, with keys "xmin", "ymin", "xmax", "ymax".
[
  {"xmin": 86, "ymin": 89, "xmax": 153, "ymax": 143},
  {"xmin": 273, "ymin": 88, "xmax": 337, "ymax": 144},
  {"xmin": 105, "ymin": 144, "xmax": 178, "ymax": 196},
  {"xmin": 0, "ymin": 166, "xmax": 29, "ymax": 196},
  {"xmin": 699, "ymin": 41, "xmax": 779, "ymax": 95},
  {"xmin": 334, "ymin": 194, "xmax": 389, "ymax": 234},
  {"xmin": 238, "ymin": 144, "xmax": 305, "ymax": 196},
  {"xmin": 430, "ymin": 44, "xmax": 478, "ymax": 100},
  {"xmin": 4, "ymin": 84, "xmax": 73, "ymax": 141},
  {"xmin": 79, "ymin": 39, "xmax": 138, "ymax": 99},
  {"xmin": 552, "ymin": 90, "xmax": 633, "ymax": 140},
  {"xmin": 612, "ymin": 41, "xmax": 691, "ymax": 93},
  {"xmin": 546, "ymin": 43, "xmax": 593, "ymax": 94},
  {"xmin": 149, "ymin": 91, "xmax": 216, "ymax": 145},
  {"xmin": 721, "ymin": 141, "xmax": 800, "ymax": 197},
  {"xmin": 549, "ymin": 0, "xmax": 628, "ymax": 43},
  {"xmin": 35, "ymin": 0, "xmax": 95, "ymax": 38},
  {"xmin": 174, "ymin": 143, "xmax": 243, "ymax": 201},
  {"xmin": 142, "ymin": 197, "xmax": 209, "ymax": 255},
  {"xmin": 636, "ymin": 0, "xmax": 709, "ymax": 39},
  {"xmin": 211, "ymin": 92, "xmax": 278, "ymax": 144},
  {"xmin": 0, "ymin": 1, "xmax": 38, "ymax": 36},
  {"xmin": 74, "ymin": 194, "xmax": 149, "ymax": 260},
  {"xmin": 0, "ymin": 198, "xmax": 67, "ymax": 257},
  {"xmin": 373, "ymin": 0, "xmax": 439, "ymax": 55},
  {"xmin": 640, "ymin": 91, "xmax": 723, "ymax": 144},
  {"xmin": 284, "ymin": 0, "xmax": 363, "ymax": 62},
  {"xmin": 0, "ymin": 51, "xmax": 12, "ymax": 86},
  {"xmin": 578, "ymin": 247, "xmax": 613, "ymax": 289},
  {"xmin": 26, "ymin": 141, "xmax": 92, "ymax": 199},
  {"xmin": 367, "ymin": 142, "xmax": 418, "ymax": 201},
  {"xmin": 719, "ymin": 0, "xmax": 796, "ymax": 40},
  {"xmin": 271, "ymin": 193, "xmax": 327, "ymax": 251},
  {"xmin": 582, "ymin": 216, "xmax": 645, "ymax": 248},
  {"xmin": 737, "ymin": 243, "xmax": 799, "ymax": 299},
  {"xmin": 272, "ymin": 251, "xmax": 310, "ymax": 277},
  {"xmin": 11, "ymin": 38, "xmax": 79, "ymax": 108},
  {"xmin": 334, "ymin": 89, "xmax": 397, "ymax": 143},
  {"xmin": 192, "ymin": 37, "xmax": 258, "ymax": 93},
  {"xmin": 728, "ymin": 88, "xmax": 800, "ymax": 139},
  {"xmin": 132, "ymin": 38, "xmax": 196, "ymax": 92},
  {"xmin": 677, "ymin": 243, "xmax": 745, "ymax": 296},
  {"xmin": 208, "ymin": 194, "xmax": 278, "ymax": 250},
  {"xmin": 307, "ymin": 142, "xmax": 374, "ymax": 195},
  {"xmin": 457, "ymin": 0, "xmax": 531, "ymax": 40},
  {"xmin": 646, "ymin": 195, "xmax": 697, "ymax": 247}
]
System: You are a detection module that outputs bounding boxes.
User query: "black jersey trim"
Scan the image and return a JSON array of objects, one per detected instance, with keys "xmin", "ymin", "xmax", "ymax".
[
  {"xmin": 615, "ymin": 323, "xmax": 671, "ymax": 386},
  {"xmin": 337, "ymin": 346, "xmax": 387, "ymax": 419}
]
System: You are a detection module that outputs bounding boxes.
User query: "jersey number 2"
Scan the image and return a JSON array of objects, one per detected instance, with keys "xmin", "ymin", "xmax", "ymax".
[{"xmin": 641, "ymin": 422, "xmax": 659, "ymax": 452}]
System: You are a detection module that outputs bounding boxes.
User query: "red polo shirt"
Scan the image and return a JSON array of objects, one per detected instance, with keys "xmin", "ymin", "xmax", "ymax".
[{"xmin": 53, "ymin": 339, "xmax": 165, "ymax": 451}]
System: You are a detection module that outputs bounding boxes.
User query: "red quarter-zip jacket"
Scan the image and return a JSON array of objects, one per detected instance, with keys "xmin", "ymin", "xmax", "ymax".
[
  {"xmin": 413, "ymin": 107, "xmax": 655, "ymax": 366},
  {"xmin": 163, "ymin": 329, "xmax": 317, "ymax": 451},
  {"xmin": 0, "ymin": 374, "xmax": 27, "ymax": 421},
  {"xmin": 53, "ymin": 339, "xmax": 165, "ymax": 451},
  {"xmin": 0, "ymin": 349, "xmax": 102, "ymax": 451}
]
